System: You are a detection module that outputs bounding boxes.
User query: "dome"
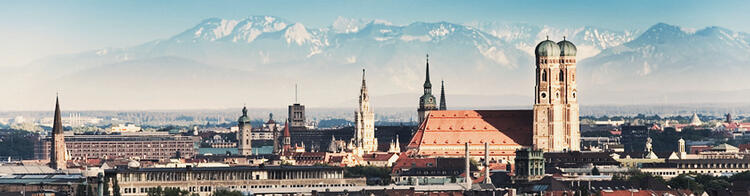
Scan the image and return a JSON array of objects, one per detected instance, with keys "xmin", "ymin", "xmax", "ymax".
[
  {"xmin": 238, "ymin": 115, "xmax": 251, "ymax": 123},
  {"xmin": 535, "ymin": 40, "xmax": 560, "ymax": 57},
  {"xmin": 557, "ymin": 39, "xmax": 577, "ymax": 56},
  {"xmin": 238, "ymin": 106, "xmax": 251, "ymax": 123}
]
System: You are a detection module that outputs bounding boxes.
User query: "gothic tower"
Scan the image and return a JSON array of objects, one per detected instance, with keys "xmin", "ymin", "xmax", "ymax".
[
  {"xmin": 353, "ymin": 69, "xmax": 377, "ymax": 155},
  {"xmin": 237, "ymin": 106, "xmax": 253, "ymax": 156},
  {"xmin": 281, "ymin": 121, "xmax": 292, "ymax": 154},
  {"xmin": 50, "ymin": 96, "xmax": 67, "ymax": 170},
  {"xmin": 439, "ymin": 80, "xmax": 447, "ymax": 110},
  {"xmin": 532, "ymin": 37, "xmax": 580, "ymax": 152},
  {"xmin": 418, "ymin": 55, "xmax": 438, "ymax": 124}
]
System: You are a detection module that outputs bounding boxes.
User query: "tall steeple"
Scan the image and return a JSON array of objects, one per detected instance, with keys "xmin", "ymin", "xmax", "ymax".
[
  {"xmin": 354, "ymin": 69, "xmax": 377, "ymax": 155},
  {"xmin": 50, "ymin": 95, "xmax": 67, "ymax": 170},
  {"xmin": 439, "ymin": 80, "xmax": 447, "ymax": 110},
  {"xmin": 424, "ymin": 55, "xmax": 432, "ymax": 91},
  {"xmin": 418, "ymin": 54, "xmax": 438, "ymax": 124}
]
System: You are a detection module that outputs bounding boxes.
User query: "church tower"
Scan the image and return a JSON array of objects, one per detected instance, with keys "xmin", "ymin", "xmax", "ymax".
[
  {"xmin": 439, "ymin": 80, "xmax": 447, "ymax": 110},
  {"xmin": 237, "ymin": 106, "xmax": 253, "ymax": 156},
  {"xmin": 353, "ymin": 69, "xmax": 377, "ymax": 155},
  {"xmin": 418, "ymin": 55, "xmax": 438, "ymax": 124},
  {"xmin": 50, "ymin": 96, "xmax": 67, "ymax": 170},
  {"xmin": 532, "ymin": 37, "xmax": 580, "ymax": 152}
]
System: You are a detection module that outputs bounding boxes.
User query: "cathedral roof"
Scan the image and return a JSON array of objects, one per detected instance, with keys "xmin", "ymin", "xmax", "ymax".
[
  {"xmin": 557, "ymin": 39, "xmax": 577, "ymax": 56},
  {"xmin": 535, "ymin": 39, "xmax": 560, "ymax": 57},
  {"xmin": 408, "ymin": 110, "xmax": 533, "ymax": 157}
]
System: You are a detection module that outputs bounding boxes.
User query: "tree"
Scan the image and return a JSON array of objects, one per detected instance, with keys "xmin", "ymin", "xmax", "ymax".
[
  {"xmin": 211, "ymin": 190, "xmax": 243, "ymax": 196},
  {"xmin": 112, "ymin": 178, "xmax": 121, "ymax": 196},
  {"xmin": 668, "ymin": 174, "xmax": 704, "ymax": 194},
  {"xmin": 103, "ymin": 177, "xmax": 111, "ymax": 196},
  {"xmin": 76, "ymin": 184, "xmax": 87, "ymax": 196},
  {"xmin": 591, "ymin": 167, "xmax": 600, "ymax": 175}
]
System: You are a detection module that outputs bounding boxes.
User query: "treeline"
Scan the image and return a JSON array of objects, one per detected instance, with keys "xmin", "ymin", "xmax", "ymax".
[{"xmin": 0, "ymin": 129, "xmax": 38, "ymax": 159}]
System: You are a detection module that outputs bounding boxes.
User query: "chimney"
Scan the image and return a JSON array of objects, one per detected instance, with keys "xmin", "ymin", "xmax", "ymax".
[
  {"xmin": 465, "ymin": 142, "xmax": 471, "ymax": 190},
  {"xmin": 484, "ymin": 142, "xmax": 492, "ymax": 184}
]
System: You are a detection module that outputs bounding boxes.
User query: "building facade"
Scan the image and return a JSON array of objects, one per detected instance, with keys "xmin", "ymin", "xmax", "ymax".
[
  {"xmin": 288, "ymin": 104, "xmax": 306, "ymax": 128},
  {"xmin": 532, "ymin": 38, "xmax": 581, "ymax": 152},
  {"xmin": 106, "ymin": 166, "xmax": 365, "ymax": 196},
  {"xmin": 35, "ymin": 133, "xmax": 199, "ymax": 160},
  {"xmin": 237, "ymin": 107, "xmax": 252, "ymax": 156},
  {"xmin": 417, "ymin": 55, "xmax": 438, "ymax": 124},
  {"xmin": 352, "ymin": 69, "xmax": 378, "ymax": 156}
]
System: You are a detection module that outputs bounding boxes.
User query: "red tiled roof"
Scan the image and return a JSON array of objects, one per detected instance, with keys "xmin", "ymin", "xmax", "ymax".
[
  {"xmin": 362, "ymin": 152, "xmax": 397, "ymax": 162},
  {"xmin": 283, "ymin": 122, "xmax": 291, "ymax": 137},
  {"xmin": 407, "ymin": 110, "xmax": 533, "ymax": 156}
]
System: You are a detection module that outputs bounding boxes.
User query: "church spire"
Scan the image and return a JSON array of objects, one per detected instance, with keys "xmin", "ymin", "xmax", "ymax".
[
  {"xmin": 50, "ymin": 95, "xmax": 67, "ymax": 169},
  {"xmin": 423, "ymin": 54, "xmax": 432, "ymax": 90},
  {"xmin": 439, "ymin": 80, "xmax": 446, "ymax": 110},
  {"xmin": 53, "ymin": 96, "xmax": 63, "ymax": 134},
  {"xmin": 360, "ymin": 69, "xmax": 368, "ymax": 102}
]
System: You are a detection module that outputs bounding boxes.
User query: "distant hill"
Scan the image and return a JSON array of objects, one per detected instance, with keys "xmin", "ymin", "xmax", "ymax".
[{"xmin": 2, "ymin": 16, "xmax": 749, "ymax": 110}]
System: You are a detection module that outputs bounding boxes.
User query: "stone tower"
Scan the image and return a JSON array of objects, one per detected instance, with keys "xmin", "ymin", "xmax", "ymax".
[
  {"xmin": 532, "ymin": 37, "xmax": 580, "ymax": 152},
  {"xmin": 50, "ymin": 96, "xmax": 67, "ymax": 170},
  {"xmin": 418, "ymin": 55, "xmax": 438, "ymax": 124},
  {"xmin": 439, "ymin": 80, "xmax": 447, "ymax": 110},
  {"xmin": 237, "ymin": 106, "xmax": 253, "ymax": 156},
  {"xmin": 353, "ymin": 69, "xmax": 377, "ymax": 156}
]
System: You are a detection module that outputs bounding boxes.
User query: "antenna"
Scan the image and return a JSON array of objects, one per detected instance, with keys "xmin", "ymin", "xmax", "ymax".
[{"xmin": 295, "ymin": 83, "xmax": 298, "ymax": 103}]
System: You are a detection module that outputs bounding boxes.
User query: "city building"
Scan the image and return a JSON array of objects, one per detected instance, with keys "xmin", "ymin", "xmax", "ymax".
[
  {"xmin": 417, "ymin": 55, "xmax": 438, "ymax": 124},
  {"xmin": 105, "ymin": 165, "xmax": 365, "ymax": 196},
  {"xmin": 110, "ymin": 124, "xmax": 142, "ymax": 132},
  {"xmin": 288, "ymin": 104, "xmax": 306, "ymax": 129},
  {"xmin": 513, "ymin": 148, "xmax": 544, "ymax": 181},
  {"xmin": 351, "ymin": 69, "xmax": 378, "ymax": 156},
  {"xmin": 237, "ymin": 106, "xmax": 252, "ymax": 156},
  {"xmin": 35, "ymin": 132, "xmax": 199, "ymax": 160},
  {"xmin": 407, "ymin": 110, "xmax": 533, "ymax": 162}
]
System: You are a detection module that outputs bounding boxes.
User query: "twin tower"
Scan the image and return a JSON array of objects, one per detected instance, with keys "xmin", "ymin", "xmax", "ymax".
[{"xmin": 533, "ymin": 38, "xmax": 580, "ymax": 152}]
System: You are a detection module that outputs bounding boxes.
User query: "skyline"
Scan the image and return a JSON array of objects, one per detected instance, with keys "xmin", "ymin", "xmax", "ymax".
[{"xmin": 2, "ymin": 0, "xmax": 749, "ymax": 67}]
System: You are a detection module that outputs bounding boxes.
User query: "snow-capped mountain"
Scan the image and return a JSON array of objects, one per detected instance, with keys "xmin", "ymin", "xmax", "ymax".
[
  {"xmin": 469, "ymin": 22, "xmax": 639, "ymax": 59},
  {"xmin": 3, "ymin": 16, "xmax": 750, "ymax": 110}
]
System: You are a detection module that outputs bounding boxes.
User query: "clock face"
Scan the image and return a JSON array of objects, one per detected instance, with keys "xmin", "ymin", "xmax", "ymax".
[{"xmin": 540, "ymin": 92, "xmax": 547, "ymax": 99}]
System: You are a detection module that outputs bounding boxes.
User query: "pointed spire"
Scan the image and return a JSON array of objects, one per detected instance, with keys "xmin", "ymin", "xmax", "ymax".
[
  {"xmin": 53, "ymin": 96, "xmax": 63, "ymax": 134},
  {"xmin": 283, "ymin": 121, "xmax": 291, "ymax": 138},
  {"xmin": 439, "ymin": 80, "xmax": 447, "ymax": 110},
  {"xmin": 424, "ymin": 54, "xmax": 432, "ymax": 89}
]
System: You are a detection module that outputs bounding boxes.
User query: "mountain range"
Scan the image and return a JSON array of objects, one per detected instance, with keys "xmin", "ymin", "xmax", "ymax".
[{"xmin": 2, "ymin": 16, "xmax": 750, "ymax": 111}]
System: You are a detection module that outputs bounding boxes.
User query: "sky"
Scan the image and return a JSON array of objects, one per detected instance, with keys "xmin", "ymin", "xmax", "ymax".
[{"xmin": 0, "ymin": 0, "xmax": 749, "ymax": 68}]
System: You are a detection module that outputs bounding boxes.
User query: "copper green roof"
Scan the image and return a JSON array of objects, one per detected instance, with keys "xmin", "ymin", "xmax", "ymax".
[
  {"xmin": 535, "ymin": 39, "xmax": 560, "ymax": 57},
  {"xmin": 557, "ymin": 39, "xmax": 577, "ymax": 56}
]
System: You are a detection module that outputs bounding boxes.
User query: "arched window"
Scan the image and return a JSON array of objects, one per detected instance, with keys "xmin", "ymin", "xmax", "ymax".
[
  {"xmin": 542, "ymin": 70, "xmax": 547, "ymax": 82},
  {"xmin": 559, "ymin": 70, "xmax": 564, "ymax": 82}
]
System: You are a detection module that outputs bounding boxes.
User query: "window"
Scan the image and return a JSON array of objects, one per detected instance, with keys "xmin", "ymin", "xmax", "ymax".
[
  {"xmin": 542, "ymin": 70, "xmax": 548, "ymax": 82},
  {"xmin": 559, "ymin": 70, "xmax": 564, "ymax": 82}
]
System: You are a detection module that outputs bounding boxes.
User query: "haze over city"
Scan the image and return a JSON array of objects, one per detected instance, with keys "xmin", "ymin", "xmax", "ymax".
[
  {"xmin": 2, "ymin": 0, "xmax": 750, "ymax": 111},
  {"xmin": 4, "ymin": 1, "xmax": 750, "ymax": 196}
]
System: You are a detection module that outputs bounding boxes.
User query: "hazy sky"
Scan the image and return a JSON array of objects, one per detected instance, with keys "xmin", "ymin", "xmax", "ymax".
[{"xmin": 1, "ymin": 0, "xmax": 748, "ymax": 67}]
